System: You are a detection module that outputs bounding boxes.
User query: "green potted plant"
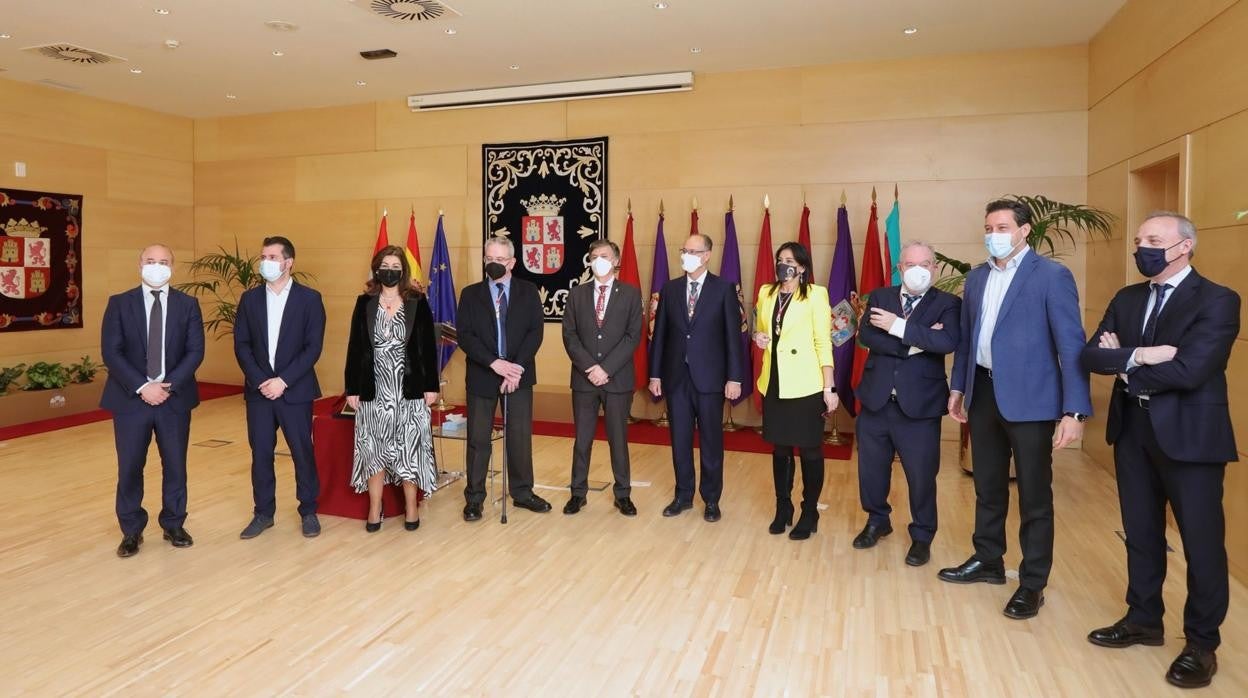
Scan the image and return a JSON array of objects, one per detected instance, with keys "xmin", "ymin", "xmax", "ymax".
[
  {"xmin": 175, "ymin": 239, "xmax": 315, "ymax": 339},
  {"xmin": 0, "ymin": 363, "xmax": 25, "ymax": 395},
  {"xmin": 68, "ymin": 355, "xmax": 105, "ymax": 384},
  {"xmin": 24, "ymin": 361, "xmax": 70, "ymax": 391}
]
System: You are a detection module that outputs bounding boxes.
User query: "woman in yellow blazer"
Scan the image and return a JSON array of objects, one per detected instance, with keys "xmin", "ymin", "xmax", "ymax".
[{"xmin": 753, "ymin": 242, "xmax": 838, "ymax": 540}]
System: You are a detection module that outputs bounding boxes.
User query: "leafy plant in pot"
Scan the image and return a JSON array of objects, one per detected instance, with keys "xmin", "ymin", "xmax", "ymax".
[
  {"xmin": 24, "ymin": 361, "xmax": 70, "ymax": 391},
  {"xmin": 0, "ymin": 363, "xmax": 25, "ymax": 395},
  {"xmin": 174, "ymin": 240, "xmax": 316, "ymax": 339}
]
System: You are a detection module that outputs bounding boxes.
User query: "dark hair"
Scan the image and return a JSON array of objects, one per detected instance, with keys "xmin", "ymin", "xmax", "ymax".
[
  {"xmin": 588, "ymin": 239, "xmax": 620, "ymax": 258},
  {"xmin": 984, "ymin": 199, "xmax": 1032, "ymax": 227},
  {"xmin": 365, "ymin": 245, "xmax": 420, "ymax": 299},
  {"xmin": 769, "ymin": 241, "xmax": 812, "ymax": 300},
  {"xmin": 262, "ymin": 236, "xmax": 296, "ymax": 259}
]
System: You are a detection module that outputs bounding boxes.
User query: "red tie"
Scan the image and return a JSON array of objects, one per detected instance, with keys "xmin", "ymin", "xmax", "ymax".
[{"xmin": 595, "ymin": 285, "xmax": 608, "ymax": 328}]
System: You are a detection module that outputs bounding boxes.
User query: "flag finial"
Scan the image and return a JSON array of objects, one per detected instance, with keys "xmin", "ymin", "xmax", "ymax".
[
  {"xmin": 894, "ymin": 183, "xmax": 899, "ymax": 201},
  {"xmin": 728, "ymin": 195, "xmax": 734, "ymax": 212},
  {"xmin": 383, "ymin": 208, "xmax": 388, "ymax": 217},
  {"xmin": 691, "ymin": 196, "xmax": 698, "ymax": 211},
  {"xmin": 840, "ymin": 190, "xmax": 847, "ymax": 206},
  {"xmin": 627, "ymin": 197, "xmax": 632, "ymax": 215},
  {"xmin": 764, "ymin": 194, "xmax": 770, "ymax": 209},
  {"xmin": 438, "ymin": 208, "xmax": 444, "ymax": 216},
  {"xmin": 871, "ymin": 186, "xmax": 877, "ymax": 203},
  {"xmin": 660, "ymin": 199, "xmax": 665, "ymax": 215}
]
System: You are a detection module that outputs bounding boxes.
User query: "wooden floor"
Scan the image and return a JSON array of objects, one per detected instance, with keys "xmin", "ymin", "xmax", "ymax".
[{"xmin": 1, "ymin": 397, "xmax": 1245, "ymax": 697}]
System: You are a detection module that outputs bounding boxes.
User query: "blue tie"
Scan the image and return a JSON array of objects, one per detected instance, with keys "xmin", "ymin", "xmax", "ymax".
[
  {"xmin": 902, "ymin": 293, "xmax": 918, "ymax": 319},
  {"xmin": 495, "ymin": 282, "xmax": 508, "ymax": 357},
  {"xmin": 1142, "ymin": 283, "xmax": 1170, "ymax": 345}
]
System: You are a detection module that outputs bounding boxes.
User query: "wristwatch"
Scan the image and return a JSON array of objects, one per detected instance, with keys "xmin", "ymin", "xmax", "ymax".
[{"xmin": 1063, "ymin": 411, "xmax": 1088, "ymax": 422}]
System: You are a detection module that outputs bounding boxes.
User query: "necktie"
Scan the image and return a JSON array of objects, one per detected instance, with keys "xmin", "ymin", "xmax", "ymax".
[
  {"xmin": 1142, "ymin": 283, "xmax": 1170, "ymax": 345},
  {"xmin": 147, "ymin": 290, "xmax": 163, "ymax": 380},
  {"xmin": 902, "ymin": 293, "xmax": 918, "ymax": 319},
  {"xmin": 595, "ymin": 284, "xmax": 608, "ymax": 328},
  {"xmin": 687, "ymin": 281, "xmax": 700, "ymax": 319},
  {"xmin": 495, "ymin": 282, "xmax": 508, "ymax": 357}
]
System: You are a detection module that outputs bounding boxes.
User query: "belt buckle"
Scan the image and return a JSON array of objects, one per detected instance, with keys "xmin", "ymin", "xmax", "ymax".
[{"xmin": 1136, "ymin": 396, "xmax": 1150, "ymax": 409}]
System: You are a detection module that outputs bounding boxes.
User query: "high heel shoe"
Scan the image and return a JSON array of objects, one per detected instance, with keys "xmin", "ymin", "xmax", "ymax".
[
  {"xmin": 365, "ymin": 507, "xmax": 383, "ymax": 533},
  {"xmin": 404, "ymin": 518, "xmax": 420, "ymax": 531},
  {"xmin": 768, "ymin": 499, "xmax": 794, "ymax": 535},
  {"xmin": 789, "ymin": 509, "xmax": 819, "ymax": 540}
]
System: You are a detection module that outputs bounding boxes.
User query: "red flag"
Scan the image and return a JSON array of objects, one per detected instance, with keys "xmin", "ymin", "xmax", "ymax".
[
  {"xmin": 618, "ymin": 211, "xmax": 647, "ymax": 391},
  {"xmin": 405, "ymin": 210, "xmax": 426, "ymax": 286},
  {"xmin": 750, "ymin": 208, "xmax": 776, "ymax": 410},
  {"xmin": 372, "ymin": 210, "xmax": 390, "ymax": 255},
  {"xmin": 798, "ymin": 204, "xmax": 813, "ymax": 278},
  {"xmin": 690, "ymin": 207, "xmax": 699, "ymax": 237},
  {"xmin": 850, "ymin": 196, "xmax": 886, "ymax": 411}
]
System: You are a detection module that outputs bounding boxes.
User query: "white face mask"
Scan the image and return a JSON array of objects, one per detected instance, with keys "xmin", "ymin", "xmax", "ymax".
[
  {"xmin": 259, "ymin": 259, "xmax": 284, "ymax": 283},
  {"xmin": 590, "ymin": 257, "xmax": 614, "ymax": 278},
  {"xmin": 680, "ymin": 253, "xmax": 702, "ymax": 274},
  {"xmin": 985, "ymin": 232, "xmax": 1020, "ymax": 259},
  {"xmin": 902, "ymin": 266, "xmax": 932, "ymax": 295},
  {"xmin": 141, "ymin": 263, "xmax": 171, "ymax": 287}
]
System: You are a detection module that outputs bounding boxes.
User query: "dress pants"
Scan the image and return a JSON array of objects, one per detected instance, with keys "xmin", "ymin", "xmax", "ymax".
[
  {"xmin": 113, "ymin": 406, "xmax": 192, "ymax": 535},
  {"xmin": 856, "ymin": 398, "xmax": 942, "ymax": 543},
  {"xmin": 464, "ymin": 388, "xmax": 535, "ymax": 504},
  {"xmin": 569, "ymin": 388, "xmax": 632, "ymax": 498},
  {"xmin": 665, "ymin": 370, "xmax": 725, "ymax": 505},
  {"xmin": 968, "ymin": 367, "xmax": 1056, "ymax": 591},
  {"xmin": 246, "ymin": 399, "xmax": 320, "ymax": 517},
  {"xmin": 1116, "ymin": 398, "xmax": 1228, "ymax": 650}
]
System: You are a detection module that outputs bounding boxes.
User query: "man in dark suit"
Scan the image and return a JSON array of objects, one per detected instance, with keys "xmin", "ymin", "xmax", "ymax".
[
  {"xmin": 940, "ymin": 199, "xmax": 1092, "ymax": 620},
  {"xmin": 456, "ymin": 235, "xmax": 549, "ymax": 521},
  {"xmin": 853, "ymin": 241, "xmax": 961, "ymax": 567},
  {"xmin": 233, "ymin": 236, "xmax": 326, "ymax": 539},
  {"xmin": 648, "ymin": 233, "xmax": 744, "ymax": 522},
  {"xmin": 561, "ymin": 239, "xmax": 643, "ymax": 516},
  {"xmin": 101, "ymin": 244, "xmax": 205, "ymax": 557},
  {"xmin": 1082, "ymin": 212, "xmax": 1239, "ymax": 690}
]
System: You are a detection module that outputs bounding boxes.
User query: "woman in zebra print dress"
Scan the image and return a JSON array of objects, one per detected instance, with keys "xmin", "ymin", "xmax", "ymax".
[{"xmin": 344, "ymin": 246, "xmax": 440, "ymax": 532}]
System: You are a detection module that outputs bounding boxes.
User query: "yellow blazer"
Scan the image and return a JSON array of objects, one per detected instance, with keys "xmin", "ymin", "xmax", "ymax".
[{"xmin": 754, "ymin": 283, "xmax": 834, "ymax": 399}]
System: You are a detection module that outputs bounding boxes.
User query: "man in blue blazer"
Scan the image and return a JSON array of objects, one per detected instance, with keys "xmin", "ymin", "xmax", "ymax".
[
  {"xmin": 854, "ymin": 241, "xmax": 961, "ymax": 567},
  {"xmin": 940, "ymin": 200, "xmax": 1092, "ymax": 620},
  {"xmin": 101, "ymin": 244, "xmax": 205, "ymax": 557},
  {"xmin": 233, "ymin": 236, "xmax": 326, "ymax": 539},
  {"xmin": 1082, "ymin": 212, "xmax": 1239, "ymax": 690},
  {"xmin": 648, "ymin": 233, "xmax": 744, "ymax": 522}
]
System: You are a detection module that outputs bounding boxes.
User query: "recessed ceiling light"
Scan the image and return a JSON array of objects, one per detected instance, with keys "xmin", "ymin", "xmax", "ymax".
[
  {"xmin": 154, "ymin": 8, "xmax": 170, "ymax": 15},
  {"xmin": 272, "ymin": 49, "xmax": 284, "ymax": 57},
  {"xmin": 444, "ymin": 28, "xmax": 457, "ymax": 35},
  {"xmin": 902, "ymin": 27, "xmax": 918, "ymax": 35},
  {"xmin": 508, "ymin": 64, "xmax": 520, "ymax": 70},
  {"xmin": 355, "ymin": 80, "xmax": 367, "ymax": 86},
  {"xmin": 129, "ymin": 68, "xmax": 143, "ymax": 74},
  {"xmin": 0, "ymin": 34, "xmax": 11, "ymax": 40},
  {"xmin": 689, "ymin": 47, "xmax": 701, "ymax": 54},
  {"xmin": 265, "ymin": 20, "xmax": 299, "ymax": 32},
  {"xmin": 226, "ymin": 93, "xmax": 237, "ymax": 100},
  {"xmin": 654, "ymin": 2, "xmax": 669, "ymax": 9}
]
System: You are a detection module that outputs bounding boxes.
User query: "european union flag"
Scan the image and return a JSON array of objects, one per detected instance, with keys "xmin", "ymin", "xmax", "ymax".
[{"xmin": 427, "ymin": 214, "xmax": 457, "ymax": 370}]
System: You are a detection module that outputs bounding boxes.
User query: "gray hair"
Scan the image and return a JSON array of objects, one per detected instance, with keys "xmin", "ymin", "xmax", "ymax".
[
  {"xmin": 484, "ymin": 235, "xmax": 515, "ymax": 258},
  {"xmin": 1143, "ymin": 211, "xmax": 1197, "ymax": 255},
  {"xmin": 899, "ymin": 239, "xmax": 937, "ymax": 263}
]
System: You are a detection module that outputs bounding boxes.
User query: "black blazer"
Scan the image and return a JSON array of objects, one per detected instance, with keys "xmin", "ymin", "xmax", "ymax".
[
  {"xmin": 99, "ymin": 286, "xmax": 205, "ymax": 414},
  {"xmin": 856, "ymin": 285, "xmax": 961, "ymax": 419},
  {"xmin": 344, "ymin": 293, "xmax": 440, "ymax": 402},
  {"xmin": 233, "ymin": 281, "xmax": 326, "ymax": 404},
  {"xmin": 456, "ymin": 277, "xmax": 545, "ymax": 398},
  {"xmin": 561, "ymin": 279, "xmax": 643, "ymax": 393},
  {"xmin": 1081, "ymin": 268, "xmax": 1240, "ymax": 463},
  {"xmin": 648, "ymin": 272, "xmax": 745, "ymax": 393}
]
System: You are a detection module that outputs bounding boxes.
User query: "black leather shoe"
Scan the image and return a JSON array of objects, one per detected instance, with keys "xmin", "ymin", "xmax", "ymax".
[
  {"xmin": 1087, "ymin": 617, "xmax": 1165, "ymax": 648},
  {"xmin": 563, "ymin": 495, "xmax": 587, "ymax": 515},
  {"xmin": 937, "ymin": 557, "xmax": 1006, "ymax": 585},
  {"xmin": 662, "ymin": 499, "xmax": 693, "ymax": 517},
  {"xmin": 116, "ymin": 534, "xmax": 143, "ymax": 558},
  {"xmin": 1003, "ymin": 587, "xmax": 1045, "ymax": 619},
  {"xmin": 789, "ymin": 509, "xmax": 818, "ymax": 540},
  {"xmin": 852, "ymin": 522, "xmax": 893, "ymax": 549},
  {"xmin": 404, "ymin": 518, "xmax": 420, "ymax": 531},
  {"xmin": 703, "ymin": 503, "xmax": 722, "ymax": 522},
  {"xmin": 365, "ymin": 519, "xmax": 382, "ymax": 533},
  {"xmin": 769, "ymin": 500, "xmax": 794, "ymax": 534},
  {"xmin": 614, "ymin": 497, "xmax": 637, "ymax": 516},
  {"xmin": 905, "ymin": 541, "xmax": 931, "ymax": 567},
  {"xmin": 463, "ymin": 503, "xmax": 483, "ymax": 522},
  {"xmin": 513, "ymin": 494, "xmax": 553, "ymax": 513},
  {"xmin": 163, "ymin": 527, "xmax": 193, "ymax": 548},
  {"xmin": 1166, "ymin": 644, "xmax": 1217, "ymax": 689}
]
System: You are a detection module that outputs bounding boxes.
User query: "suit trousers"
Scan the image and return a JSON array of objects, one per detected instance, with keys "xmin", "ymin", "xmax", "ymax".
[
  {"xmin": 464, "ymin": 388, "xmax": 535, "ymax": 504},
  {"xmin": 569, "ymin": 388, "xmax": 632, "ymax": 498},
  {"xmin": 113, "ymin": 406, "xmax": 192, "ymax": 535},
  {"xmin": 1116, "ymin": 399, "xmax": 1228, "ymax": 650},
  {"xmin": 665, "ymin": 371, "xmax": 725, "ymax": 505},
  {"xmin": 968, "ymin": 367, "xmax": 1056, "ymax": 591},
  {"xmin": 246, "ymin": 399, "xmax": 320, "ymax": 518},
  {"xmin": 856, "ymin": 398, "xmax": 942, "ymax": 543}
]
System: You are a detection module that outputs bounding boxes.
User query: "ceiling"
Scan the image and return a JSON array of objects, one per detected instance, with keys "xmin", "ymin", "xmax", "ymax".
[{"xmin": 0, "ymin": 0, "xmax": 1126, "ymax": 118}]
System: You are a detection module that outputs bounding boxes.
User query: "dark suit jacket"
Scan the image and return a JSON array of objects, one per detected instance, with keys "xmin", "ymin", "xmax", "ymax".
[
  {"xmin": 648, "ymin": 272, "xmax": 745, "ymax": 393},
  {"xmin": 561, "ymin": 279, "xmax": 643, "ymax": 393},
  {"xmin": 857, "ymin": 285, "xmax": 961, "ymax": 419},
  {"xmin": 100, "ymin": 287, "xmax": 205, "ymax": 414},
  {"xmin": 1081, "ymin": 268, "xmax": 1240, "ymax": 463},
  {"xmin": 343, "ymin": 293, "xmax": 440, "ymax": 402},
  {"xmin": 456, "ymin": 276, "xmax": 544, "ymax": 398},
  {"xmin": 950, "ymin": 251, "xmax": 1092, "ymax": 421},
  {"xmin": 233, "ymin": 281, "xmax": 326, "ymax": 404}
]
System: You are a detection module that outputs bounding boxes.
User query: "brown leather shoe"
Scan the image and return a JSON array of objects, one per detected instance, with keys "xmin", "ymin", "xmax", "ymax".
[{"xmin": 1166, "ymin": 644, "xmax": 1216, "ymax": 689}]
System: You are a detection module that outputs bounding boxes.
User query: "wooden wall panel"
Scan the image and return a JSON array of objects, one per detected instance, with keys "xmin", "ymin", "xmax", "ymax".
[
  {"xmin": 294, "ymin": 147, "xmax": 467, "ymax": 202},
  {"xmin": 377, "ymin": 100, "xmax": 566, "ymax": 151},
  {"xmin": 83, "ymin": 200, "xmax": 195, "ymax": 252},
  {"xmin": 106, "ymin": 153, "xmax": 194, "ymax": 206},
  {"xmin": 1189, "ymin": 109, "xmax": 1248, "ymax": 230},
  {"xmin": 195, "ymin": 158, "xmax": 297, "ymax": 205},
  {"xmin": 193, "ymin": 200, "xmax": 377, "ymax": 253},
  {"xmin": 194, "ymin": 103, "xmax": 377, "ymax": 162},
  {"xmin": 0, "ymin": 134, "xmax": 109, "ymax": 198}
]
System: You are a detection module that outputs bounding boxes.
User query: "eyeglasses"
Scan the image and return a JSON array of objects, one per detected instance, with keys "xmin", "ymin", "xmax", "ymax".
[
  {"xmin": 679, "ymin": 248, "xmax": 708, "ymax": 255},
  {"xmin": 483, "ymin": 256, "xmax": 512, "ymax": 263}
]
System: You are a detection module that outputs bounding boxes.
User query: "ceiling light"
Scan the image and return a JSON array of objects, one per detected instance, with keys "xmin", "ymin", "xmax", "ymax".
[
  {"xmin": 654, "ymin": 2, "xmax": 669, "ymax": 9},
  {"xmin": 444, "ymin": 28, "xmax": 457, "ymax": 35},
  {"xmin": 356, "ymin": 80, "xmax": 367, "ymax": 86},
  {"xmin": 508, "ymin": 64, "xmax": 520, "ymax": 70},
  {"xmin": 689, "ymin": 47, "xmax": 701, "ymax": 54},
  {"xmin": 265, "ymin": 20, "xmax": 300, "ymax": 32},
  {"xmin": 272, "ymin": 49, "xmax": 284, "ymax": 57},
  {"xmin": 0, "ymin": 34, "xmax": 11, "ymax": 40},
  {"xmin": 226, "ymin": 93, "xmax": 237, "ymax": 100},
  {"xmin": 902, "ymin": 27, "xmax": 918, "ymax": 35},
  {"xmin": 129, "ymin": 68, "xmax": 143, "ymax": 74},
  {"xmin": 154, "ymin": 8, "xmax": 170, "ymax": 15}
]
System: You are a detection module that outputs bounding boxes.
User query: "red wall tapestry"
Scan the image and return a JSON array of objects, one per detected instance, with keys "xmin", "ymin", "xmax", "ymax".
[{"xmin": 0, "ymin": 188, "xmax": 84, "ymax": 332}]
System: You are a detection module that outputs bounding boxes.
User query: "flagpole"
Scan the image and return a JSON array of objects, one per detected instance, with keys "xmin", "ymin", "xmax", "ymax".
[
  {"xmin": 653, "ymin": 198, "xmax": 670, "ymax": 428},
  {"xmin": 824, "ymin": 409, "xmax": 847, "ymax": 445},
  {"xmin": 431, "ymin": 208, "xmax": 451, "ymax": 415},
  {"xmin": 721, "ymin": 194, "xmax": 741, "ymax": 433},
  {"xmin": 624, "ymin": 197, "xmax": 641, "ymax": 425}
]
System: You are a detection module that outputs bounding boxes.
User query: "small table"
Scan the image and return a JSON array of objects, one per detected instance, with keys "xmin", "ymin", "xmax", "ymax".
[{"xmin": 431, "ymin": 421, "xmax": 505, "ymax": 502}]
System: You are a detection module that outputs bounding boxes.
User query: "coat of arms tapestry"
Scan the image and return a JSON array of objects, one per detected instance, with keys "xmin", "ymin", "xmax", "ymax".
[{"xmin": 0, "ymin": 188, "xmax": 84, "ymax": 332}]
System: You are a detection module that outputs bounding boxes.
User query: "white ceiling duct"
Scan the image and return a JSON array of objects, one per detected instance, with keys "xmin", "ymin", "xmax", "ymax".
[{"xmin": 408, "ymin": 72, "xmax": 694, "ymax": 111}]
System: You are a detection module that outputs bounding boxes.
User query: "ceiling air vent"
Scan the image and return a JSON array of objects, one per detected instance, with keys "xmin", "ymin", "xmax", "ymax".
[
  {"xmin": 363, "ymin": 0, "xmax": 461, "ymax": 22},
  {"xmin": 24, "ymin": 43, "xmax": 127, "ymax": 65}
]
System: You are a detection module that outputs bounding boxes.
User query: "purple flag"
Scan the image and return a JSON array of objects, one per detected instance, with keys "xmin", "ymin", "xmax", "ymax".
[
  {"xmin": 646, "ymin": 212, "xmax": 670, "ymax": 402},
  {"xmin": 827, "ymin": 203, "xmax": 858, "ymax": 416},
  {"xmin": 720, "ymin": 209, "xmax": 752, "ymax": 405}
]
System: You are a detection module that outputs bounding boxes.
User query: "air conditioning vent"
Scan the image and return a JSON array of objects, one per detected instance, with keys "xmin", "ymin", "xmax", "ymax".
[
  {"xmin": 364, "ymin": 0, "xmax": 461, "ymax": 22},
  {"xmin": 23, "ymin": 43, "xmax": 127, "ymax": 65},
  {"xmin": 408, "ymin": 72, "xmax": 694, "ymax": 111}
]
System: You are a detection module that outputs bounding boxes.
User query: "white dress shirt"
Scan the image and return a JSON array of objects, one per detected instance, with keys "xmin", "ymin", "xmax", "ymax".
[
  {"xmin": 265, "ymin": 279, "xmax": 292, "ymax": 371},
  {"xmin": 1124, "ymin": 262, "xmax": 1193, "ymax": 379},
  {"xmin": 140, "ymin": 283, "xmax": 169, "ymax": 388},
  {"xmin": 976, "ymin": 246, "xmax": 1030, "ymax": 370},
  {"xmin": 887, "ymin": 287, "xmax": 928, "ymax": 356}
]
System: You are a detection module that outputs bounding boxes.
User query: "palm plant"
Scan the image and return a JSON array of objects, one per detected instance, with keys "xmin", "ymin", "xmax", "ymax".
[
  {"xmin": 934, "ymin": 194, "xmax": 1116, "ymax": 293},
  {"xmin": 174, "ymin": 240, "xmax": 315, "ymax": 338}
]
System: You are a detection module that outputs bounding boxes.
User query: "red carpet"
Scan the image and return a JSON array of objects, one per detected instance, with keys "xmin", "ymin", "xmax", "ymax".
[{"xmin": 0, "ymin": 382, "xmax": 243, "ymax": 441}]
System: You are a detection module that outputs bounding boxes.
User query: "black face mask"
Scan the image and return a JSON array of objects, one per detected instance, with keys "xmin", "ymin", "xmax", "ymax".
[
  {"xmin": 484, "ymin": 261, "xmax": 507, "ymax": 280},
  {"xmin": 1133, "ymin": 241, "xmax": 1184, "ymax": 278},
  {"xmin": 775, "ymin": 262, "xmax": 799, "ymax": 282},
  {"xmin": 375, "ymin": 268, "xmax": 402, "ymax": 287}
]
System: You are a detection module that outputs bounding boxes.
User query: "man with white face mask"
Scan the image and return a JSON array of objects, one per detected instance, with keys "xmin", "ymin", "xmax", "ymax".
[
  {"xmin": 561, "ymin": 239, "xmax": 643, "ymax": 516},
  {"xmin": 853, "ymin": 241, "xmax": 961, "ymax": 567},
  {"xmin": 100, "ymin": 244, "xmax": 205, "ymax": 557}
]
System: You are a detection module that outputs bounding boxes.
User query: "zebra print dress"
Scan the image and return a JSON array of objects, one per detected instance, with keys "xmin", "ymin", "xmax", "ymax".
[{"xmin": 350, "ymin": 303, "xmax": 438, "ymax": 495}]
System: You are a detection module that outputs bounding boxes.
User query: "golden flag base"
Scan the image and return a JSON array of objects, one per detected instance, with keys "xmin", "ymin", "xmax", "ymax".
[
  {"xmin": 627, "ymin": 414, "xmax": 640, "ymax": 424},
  {"xmin": 823, "ymin": 409, "xmax": 847, "ymax": 445},
  {"xmin": 722, "ymin": 402, "xmax": 741, "ymax": 432},
  {"xmin": 653, "ymin": 409, "xmax": 670, "ymax": 427}
]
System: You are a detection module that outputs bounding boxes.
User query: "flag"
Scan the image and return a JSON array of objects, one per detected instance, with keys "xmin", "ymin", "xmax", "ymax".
[
  {"xmin": 720, "ymin": 207, "xmax": 752, "ymax": 405},
  {"xmin": 750, "ymin": 207, "xmax": 776, "ymax": 410},
  {"xmin": 690, "ymin": 207, "xmax": 700, "ymax": 237},
  {"xmin": 427, "ymin": 214, "xmax": 457, "ymax": 371},
  {"xmin": 885, "ymin": 187, "xmax": 902, "ymax": 285},
  {"xmin": 405, "ymin": 210, "xmax": 426, "ymax": 287},
  {"xmin": 373, "ymin": 210, "xmax": 390, "ymax": 255},
  {"xmin": 851, "ymin": 195, "xmax": 886, "ymax": 411},
  {"xmin": 828, "ymin": 201, "xmax": 858, "ymax": 416},
  {"xmin": 618, "ymin": 210, "xmax": 648, "ymax": 391},
  {"xmin": 646, "ymin": 211, "xmax": 670, "ymax": 402},
  {"xmin": 797, "ymin": 204, "xmax": 813, "ymax": 279}
]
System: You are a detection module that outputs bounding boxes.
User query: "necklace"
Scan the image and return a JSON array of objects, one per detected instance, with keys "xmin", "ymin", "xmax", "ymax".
[
  {"xmin": 379, "ymin": 294, "xmax": 401, "ymax": 311},
  {"xmin": 775, "ymin": 291, "xmax": 794, "ymax": 333}
]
